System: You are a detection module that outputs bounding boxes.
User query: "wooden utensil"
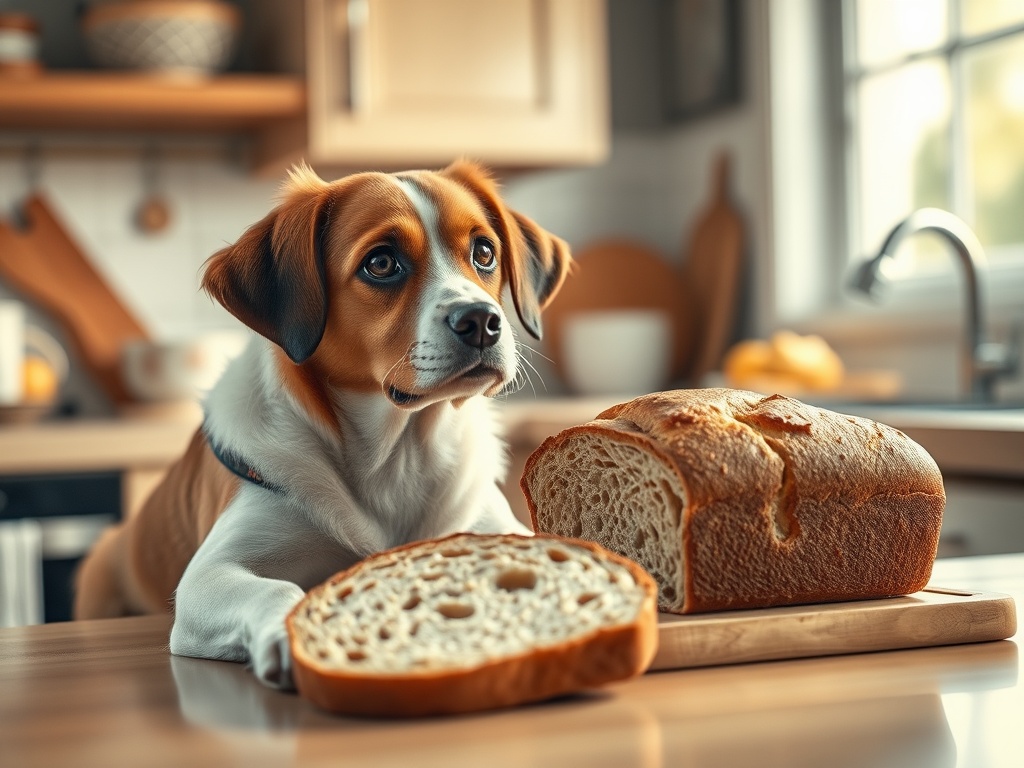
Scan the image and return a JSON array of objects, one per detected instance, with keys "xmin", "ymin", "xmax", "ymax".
[
  {"xmin": 0, "ymin": 195, "xmax": 149, "ymax": 404},
  {"xmin": 542, "ymin": 239, "xmax": 693, "ymax": 389},
  {"xmin": 682, "ymin": 152, "xmax": 744, "ymax": 385},
  {"xmin": 652, "ymin": 586, "xmax": 1015, "ymax": 671}
]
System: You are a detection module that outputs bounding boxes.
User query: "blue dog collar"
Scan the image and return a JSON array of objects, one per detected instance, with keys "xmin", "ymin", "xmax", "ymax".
[{"xmin": 205, "ymin": 427, "xmax": 284, "ymax": 494}]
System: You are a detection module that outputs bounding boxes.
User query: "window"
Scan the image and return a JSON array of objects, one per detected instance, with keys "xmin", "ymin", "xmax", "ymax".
[{"xmin": 845, "ymin": 0, "xmax": 1024, "ymax": 280}]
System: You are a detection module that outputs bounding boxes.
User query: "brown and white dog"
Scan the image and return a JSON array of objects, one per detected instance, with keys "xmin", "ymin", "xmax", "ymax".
[{"xmin": 74, "ymin": 160, "xmax": 571, "ymax": 688}]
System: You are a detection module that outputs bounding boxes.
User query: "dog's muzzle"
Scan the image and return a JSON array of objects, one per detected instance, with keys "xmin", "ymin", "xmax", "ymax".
[{"xmin": 447, "ymin": 302, "xmax": 501, "ymax": 349}]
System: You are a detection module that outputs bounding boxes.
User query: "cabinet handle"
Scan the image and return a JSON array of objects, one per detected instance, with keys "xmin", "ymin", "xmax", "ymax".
[{"xmin": 347, "ymin": 0, "xmax": 370, "ymax": 113}]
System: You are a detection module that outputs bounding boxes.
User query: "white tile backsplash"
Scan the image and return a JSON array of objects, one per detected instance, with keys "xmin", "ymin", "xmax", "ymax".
[
  {"xmin": 0, "ymin": 150, "xmax": 280, "ymax": 341},
  {"xmin": 501, "ymin": 134, "xmax": 677, "ymax": 258}
]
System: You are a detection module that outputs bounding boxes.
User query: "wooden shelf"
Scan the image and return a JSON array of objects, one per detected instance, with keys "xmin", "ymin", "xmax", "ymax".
[{"xmin": 0, "ymin": 71, "xmax": 306, "ymax": 134}]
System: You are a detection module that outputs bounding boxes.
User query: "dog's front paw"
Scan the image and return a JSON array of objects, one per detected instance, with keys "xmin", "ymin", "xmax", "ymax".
[{"xmin": 251, "ymin": 621, "xmax": 295, "ymax": 690}]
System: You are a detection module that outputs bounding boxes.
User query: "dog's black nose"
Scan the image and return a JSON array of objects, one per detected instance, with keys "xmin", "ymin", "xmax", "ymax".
[{"xmin": 448, "ymin": 303, "xmax": 501, "ymax": 349}]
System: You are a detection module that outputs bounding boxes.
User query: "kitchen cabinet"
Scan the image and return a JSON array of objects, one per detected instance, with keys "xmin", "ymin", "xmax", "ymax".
[
  {"xmin": 938, "ymin": 477, "xmax": 1024, "ymax": 558},
  {"xmin": 257, "ymin": 0, "xmax": 609, "ymax": 172},
  {"xmin": 0, "ymin": 472, "xmax": 120, "ymax": 623},
  {"xmin": 0, "ymin": 1, "xmax": 607, "ymax": 172}
]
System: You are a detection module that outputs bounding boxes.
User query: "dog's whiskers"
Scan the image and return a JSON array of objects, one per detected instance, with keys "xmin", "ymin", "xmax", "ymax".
[
  {"xmin": 516, "ymin": 348, "xmax": 548, "ymax": 397},
  {"xmin": 519, "ymin": 353, "xmax": 545, "ymax": 396},
  {"xmin": 497, "ymin": 339, "xmax": 545, "ymax": 399},
  {"xmin": 519, "ymin": 344, "xmax": 555, "ymax": 367},
  {"xmin": 505, "ymin": 347, "xmax": 529, "ymax": 398}
]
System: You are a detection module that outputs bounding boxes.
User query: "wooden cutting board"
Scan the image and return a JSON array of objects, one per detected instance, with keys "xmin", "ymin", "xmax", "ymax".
[
  {"xmin": 0, "ymin": 195, "xmax": 149, "ymax": 404},
  {"xmin": 681, "ymin": 152, "xmax": 744, "ymax": 386},
  {"xmin": 651, "ymin": 586, "xmax": 1016, "ymax": 671}
]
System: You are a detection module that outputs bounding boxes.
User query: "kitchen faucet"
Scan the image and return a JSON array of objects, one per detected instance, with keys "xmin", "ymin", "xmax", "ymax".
[{"xmin": 850, "ymin": 208, "xmax": 1019, "ymax": 403}]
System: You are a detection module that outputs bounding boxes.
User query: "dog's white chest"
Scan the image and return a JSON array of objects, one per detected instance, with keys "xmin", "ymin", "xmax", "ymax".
[{"xmin": 329, "ymin": 394, "xmax": 505, "ymax": 543}]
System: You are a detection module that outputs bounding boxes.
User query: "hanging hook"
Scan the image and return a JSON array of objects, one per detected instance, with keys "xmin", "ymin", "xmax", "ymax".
[
  {"xmin": 135, "ymin": 143, "xmax": 171, "ymax": 235},
  {"xmin": 141, "ymin": 143, "xmax": 160, "ymax": 193},
  {"xmin": 23, "ymin": 142, "xmax": 42, "ymax": 193}
]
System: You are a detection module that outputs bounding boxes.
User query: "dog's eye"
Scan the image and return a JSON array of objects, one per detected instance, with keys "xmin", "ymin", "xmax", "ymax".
[
  {"xmin": 362, "ymin": 248, "xmax": 402, "ymax": 281},
  {"xmin": 472, "ymin": 239, "xmax": 496, "ymax": 271}
]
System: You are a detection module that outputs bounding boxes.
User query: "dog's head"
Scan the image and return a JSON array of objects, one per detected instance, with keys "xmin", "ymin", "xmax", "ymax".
[{"xmin": 202, "ymin": 161, "xmax": 570, "ymax": 417}]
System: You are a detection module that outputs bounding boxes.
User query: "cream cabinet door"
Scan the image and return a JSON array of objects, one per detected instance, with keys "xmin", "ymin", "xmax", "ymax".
[{"xmin": 305, "ymin": 0, "xmax": 608, "ymax": 167}]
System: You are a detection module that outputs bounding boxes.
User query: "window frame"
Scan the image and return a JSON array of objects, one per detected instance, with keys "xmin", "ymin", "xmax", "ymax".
[
  {"xmin": 843, "ymin": 0, "xmax": 1024, "ymax": 275},
  {"xmin": 767, "ymin": 0, "xmax": 1024, "ymax": 345}
]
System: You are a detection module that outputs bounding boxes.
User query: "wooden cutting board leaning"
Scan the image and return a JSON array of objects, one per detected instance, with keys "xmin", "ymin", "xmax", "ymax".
[
  {"xmin": 651, "ymin": 586, "xmax": 1016, "ymax": 671},
  {"xmin": 0, "ymin": 195, "xmax": 149, "ymax": 404},
  {"xmin": 541, "ymin": 151, "xmax": 745, "ymax": 391},
  {"xmin": 681, "ymin": 152, "xmax": 744, "ymax": 386}
]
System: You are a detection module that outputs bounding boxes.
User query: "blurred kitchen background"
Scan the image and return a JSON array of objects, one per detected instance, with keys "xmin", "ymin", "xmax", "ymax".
[{"xmin": 0, "ymin": 0, "xmax": 1022, "ymax": 626}]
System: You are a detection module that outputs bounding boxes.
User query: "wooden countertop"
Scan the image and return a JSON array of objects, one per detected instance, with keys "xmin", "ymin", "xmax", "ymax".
[
  {"xmin": 3, "ymin": 396, "xmax": 1021, "ymax": 478},
  {"xmin": 0, "ymin": 411, "xmax": 201, "ymax": 475},
  {"xmin": 1, "ymin": 554, "xmax": 1020, "ymax": 768},
  {"xmin": 0, "ymin": 398, "xmax": 621, "ymax": 477}
]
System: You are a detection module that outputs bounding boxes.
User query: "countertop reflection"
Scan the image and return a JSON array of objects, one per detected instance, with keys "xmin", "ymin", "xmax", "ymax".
[{"xmin": 1, "ymin": 553, "xmax": 1020, "ymax": 768}]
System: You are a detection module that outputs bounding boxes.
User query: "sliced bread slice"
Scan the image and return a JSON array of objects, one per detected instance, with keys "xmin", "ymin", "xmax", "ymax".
[{"xmin": 287, "ymin": 533, "xmax": 659, "ymax": 717}]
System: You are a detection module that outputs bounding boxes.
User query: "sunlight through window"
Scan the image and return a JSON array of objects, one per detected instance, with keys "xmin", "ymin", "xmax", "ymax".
[{"xmin": 847, "ymin": 0, "xmax": 1024, "ymax": 276}]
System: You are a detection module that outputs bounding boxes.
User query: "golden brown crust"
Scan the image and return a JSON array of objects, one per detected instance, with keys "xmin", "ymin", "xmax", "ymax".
[
  {"xmin": 287, "ymin": 533, "xmax": 659, "ymax": 717},
  {"xmin": 523, "ymin": 389, "xmax": 946, "ymax": 613}
]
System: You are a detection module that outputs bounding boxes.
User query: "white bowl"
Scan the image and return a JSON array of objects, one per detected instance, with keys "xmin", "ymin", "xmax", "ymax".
[
  {"xmin": 562, "ymin": 310, "xmax": 671, "ymax": 396},
  {"xmin": 121, "ymin": 331, "xmax": 247, "ymax": 402}
]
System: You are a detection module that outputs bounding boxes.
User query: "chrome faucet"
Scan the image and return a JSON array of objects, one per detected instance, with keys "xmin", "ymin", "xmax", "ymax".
[{"xmin": 850, "ymin": 208, "xmax": 1019, "ymax": 403}]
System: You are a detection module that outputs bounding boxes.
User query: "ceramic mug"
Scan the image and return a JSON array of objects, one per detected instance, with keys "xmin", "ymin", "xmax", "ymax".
[
  {"xmin": 121, "ymin": 331, "xmax": 248, "ymax": 402},
  {"xmin": 0, "ymin": 299, "xmax": 69, "ymax": 408},
  {"xmin": 562, "ymin": 309, "xmax": 672, "ymax": 396},
  {"xmin": 0, "ymin": 299, "xmax": 25, "ymax": 405}
]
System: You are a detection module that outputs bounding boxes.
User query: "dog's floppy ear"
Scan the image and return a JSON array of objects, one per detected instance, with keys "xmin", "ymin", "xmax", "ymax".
[
  {"xmin": 202, "ymin": 165, "xmax": 332, "ymax": 363},
  {"xmin": 504, "ymin": 209, "xmax": 573, "ymax": 340},
  {"xmin": 443, "ymin": 160, "xmax": 572, "ymax": 340}
]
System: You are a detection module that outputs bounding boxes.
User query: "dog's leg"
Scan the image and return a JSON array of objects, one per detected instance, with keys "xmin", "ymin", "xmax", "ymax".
[
  {"xmin": 74, "ymin": 525, "xmax": 131, "ymax": 619},
  {"xmin": 75, "ymin": 523, "xmax": 164, "ymax": 618},
  {"xmin": 169, "ymin": 489, "xmax": 347, "ymax": 689}
]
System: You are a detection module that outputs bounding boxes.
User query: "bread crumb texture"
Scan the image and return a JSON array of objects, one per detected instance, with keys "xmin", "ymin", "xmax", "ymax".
[
  {"xmin": 525, "ymin": 427, "xmax": 686, "ymax": 610},
  {"xmin": 290, "ymin": 535, "xmax": 647, "ymax": 674}
]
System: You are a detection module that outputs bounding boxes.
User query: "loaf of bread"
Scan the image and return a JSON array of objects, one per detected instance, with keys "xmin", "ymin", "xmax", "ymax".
[
  {"xmin": 522, "ymin": 389, "xmax": 945, "ymax": 614},
  {"xmin": 287, "ymin": 533, "xmax": 659, "ymax": 717}
]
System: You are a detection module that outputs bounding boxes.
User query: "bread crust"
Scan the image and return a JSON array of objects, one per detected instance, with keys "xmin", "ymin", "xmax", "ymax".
[
  {"xmin": 287, "ymin": 533, "xmax": 659, "ymax": 717},
  {"xmin": 523, "ymin": 389, "xmax": 945, "ymax": 613}
]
